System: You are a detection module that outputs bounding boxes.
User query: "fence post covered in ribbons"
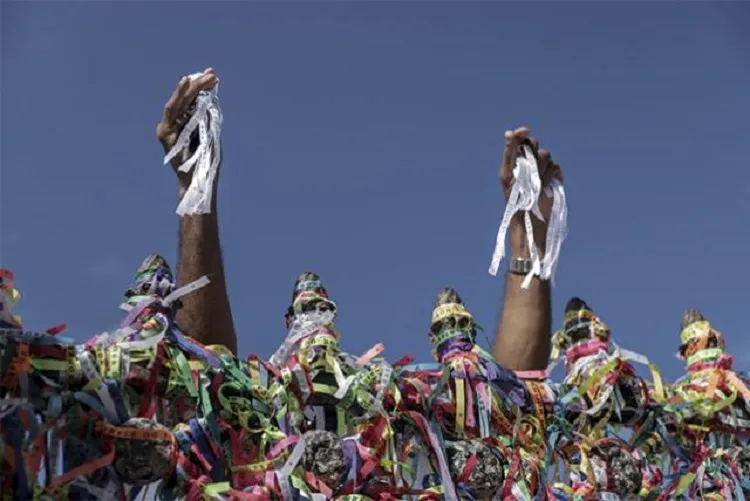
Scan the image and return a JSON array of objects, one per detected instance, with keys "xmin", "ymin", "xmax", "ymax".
[
  {"xmin": 268, "ymin": 272, "xmax": 399, "ymax": 499},
  {"xmin": 422, "ymin": 288, "xmax": 547, "ymax": 500},
  {"xmin": 658, "ymin": 309, "xmax": 749, "ymax": 500},
  {"xmin": 549, "ymin": 298, "xmax": 660, "ymax": 500}
]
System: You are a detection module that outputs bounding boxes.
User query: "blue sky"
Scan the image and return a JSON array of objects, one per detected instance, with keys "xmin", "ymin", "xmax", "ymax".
[{"xmin": 2, "ymin": 2, "xmax": 749, "ymax": 383}]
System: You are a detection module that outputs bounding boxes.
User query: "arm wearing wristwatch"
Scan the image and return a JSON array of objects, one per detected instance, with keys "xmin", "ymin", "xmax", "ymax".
[
  {"xmin": 493, "ymin": 219, "xmax": 551, "ymax": 371},
  {"xmin": 491, "ymin": 127, "xmax": 562, "ymax": 371}
]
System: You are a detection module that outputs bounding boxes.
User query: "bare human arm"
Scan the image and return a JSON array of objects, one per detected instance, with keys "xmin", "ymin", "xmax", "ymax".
[
  {"xmin": 492, "ymin": 127, "xmax": 563, "ymax": 371},
  {"xmin": 155, "ymin": 69, "xmax": 238, "ymax": 355}
]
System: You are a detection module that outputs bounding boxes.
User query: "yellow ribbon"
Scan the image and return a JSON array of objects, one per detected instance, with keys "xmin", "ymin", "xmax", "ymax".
[
  {"xmin": 455, "ymin": 377, "xmax": 466, "ymax": 434},
  {"xmin": 680, "ymin": 321, "xmax": 711, "ymax": 345},
  {"xmin": 431, "ymin": 303, "xmax": 473, "ymax": 325}
]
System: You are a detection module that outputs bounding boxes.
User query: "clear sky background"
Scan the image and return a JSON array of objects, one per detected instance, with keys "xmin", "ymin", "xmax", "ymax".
[{"xmin": 2, "ymin": 1, "xmax": 749, "ymax": 384}]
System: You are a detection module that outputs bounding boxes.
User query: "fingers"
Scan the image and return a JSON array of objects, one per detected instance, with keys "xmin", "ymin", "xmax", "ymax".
[
  {"xmin": 161, "ymin": 69, "xmax": 219, "ymax": 125},
  {"xmin": 162, "ymin": 77, "xmax": 190, "ymax": 124},
  {"xmin": 554, "ymin": 164, "xmax": 564, "ymax": 184},
  {"xmin": 537, "ymin": 146, "xmax": 564, "ymax": 187},
  {"xmin": 537, "ymin": 148, "xmax": 552, "ymax": 178},
  {"xmin": 500, "ymin": 127, "xmax": 531, "ymax": 189},
  {"xmin": 500, "ymin": 126, "xmax": 564, "ymax": 189},
  {"xmin": 541, "ymin": 161, "xmax": 563, "ymax": 188},
  {"xmin": 502, "ymin": 126, "xmax": 531, "ymax": 169},
  {"xmin": 181, "ymin": 70, "xmax": 219, "ymax": 112}
]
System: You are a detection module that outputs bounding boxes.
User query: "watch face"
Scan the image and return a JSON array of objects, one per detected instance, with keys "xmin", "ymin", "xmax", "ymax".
[{"xmin": 512, "ymin": 260, "xmax": 532, "ymax": 274}]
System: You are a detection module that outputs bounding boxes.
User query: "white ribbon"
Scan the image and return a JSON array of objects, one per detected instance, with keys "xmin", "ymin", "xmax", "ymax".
[
  {"xmin": 277, "ymin": 435, "xmax": 306, "ymax": 501},
  {"xmin": 164, "ymin": 70, "xmax": 223, "ymax": 216},
  {"xmin": 117, "ymin": 275, "xmax": 210, "ymax": 321},
  {"xmin": 80, "ymin": 351, "xmax": 119, "ymax": 422},
  {"xmin": 488, "ymin": 144, "xmax": 568, "ymax": 288},
  {"xmin": 0, "ymin": 398, "xmax": 26, "ymax": 420},
  {"xmin": 164, "ymin": 275, "xmax": 211, "ymax": 306},
  {"xmin": 269, "ymin": 311, "xmax": 336, "ymax": 366},
  {"xmin": 541, "ymin": 178, "xmax": 568, "ymax": 285},
  {"xmin": 69, "ymin": 478, "xmax": 120, "ymax": 501}
]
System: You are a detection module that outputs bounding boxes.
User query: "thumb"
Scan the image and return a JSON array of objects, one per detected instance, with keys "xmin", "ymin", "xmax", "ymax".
[{"xmin": 500, "ymin": 127, "xmax": 531, "ymax": 186}]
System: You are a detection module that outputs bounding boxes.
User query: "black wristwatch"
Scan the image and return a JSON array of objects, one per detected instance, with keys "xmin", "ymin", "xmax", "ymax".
[{"xmin": 509, "ymin": 258, "xmax": 533, "ymax": 275}]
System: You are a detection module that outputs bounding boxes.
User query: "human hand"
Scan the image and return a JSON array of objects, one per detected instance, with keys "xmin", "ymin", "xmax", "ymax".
[
  {"xmin": 156, "ymin": 68, "xmax": 219, "ymax": 196},
  {"xmin": 499, "ymin": 126, "xmax": 564, "ymax": 256}
]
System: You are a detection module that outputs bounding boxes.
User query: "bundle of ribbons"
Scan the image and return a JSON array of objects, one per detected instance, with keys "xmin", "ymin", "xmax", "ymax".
[{"xmin": 2, "ymin": 260, "xmax": 749, "ymax": 500}]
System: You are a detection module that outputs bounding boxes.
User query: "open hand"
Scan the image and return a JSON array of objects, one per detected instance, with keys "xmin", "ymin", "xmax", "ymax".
[{"xmin": 156, "ymin": 68, "xmax": 219, "ymax": 194}]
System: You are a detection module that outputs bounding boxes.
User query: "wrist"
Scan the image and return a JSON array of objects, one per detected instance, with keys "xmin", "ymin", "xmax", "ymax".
[
  {"xmin": 510, "ymin": 240, "xmax": 530, "ymax": 260},
  {"xmin": 177, "ymin": 182, "xmax": 220, "ymax": 216},
  {"xmin": 509, "ymin": 216, "xmax": 545, "ymax": 259}
]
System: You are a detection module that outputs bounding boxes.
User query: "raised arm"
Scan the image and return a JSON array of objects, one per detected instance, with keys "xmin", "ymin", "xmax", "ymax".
[
  {"xmin": 492, "ymin": 127, "xmax": 563, "ymax": 371},
  {"xmin": 155, "ymin": 69, "xmax": 237, "ymax": 354}
]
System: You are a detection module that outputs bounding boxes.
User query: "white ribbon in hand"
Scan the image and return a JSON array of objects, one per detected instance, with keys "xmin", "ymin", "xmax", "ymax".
[
  {"xmin": 163, "ymin": 70, "xmax": 223, "ymax": 216},
  {"xmin": 489, "ymin": 144, "xmax": 568, "ymax": 288}
]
